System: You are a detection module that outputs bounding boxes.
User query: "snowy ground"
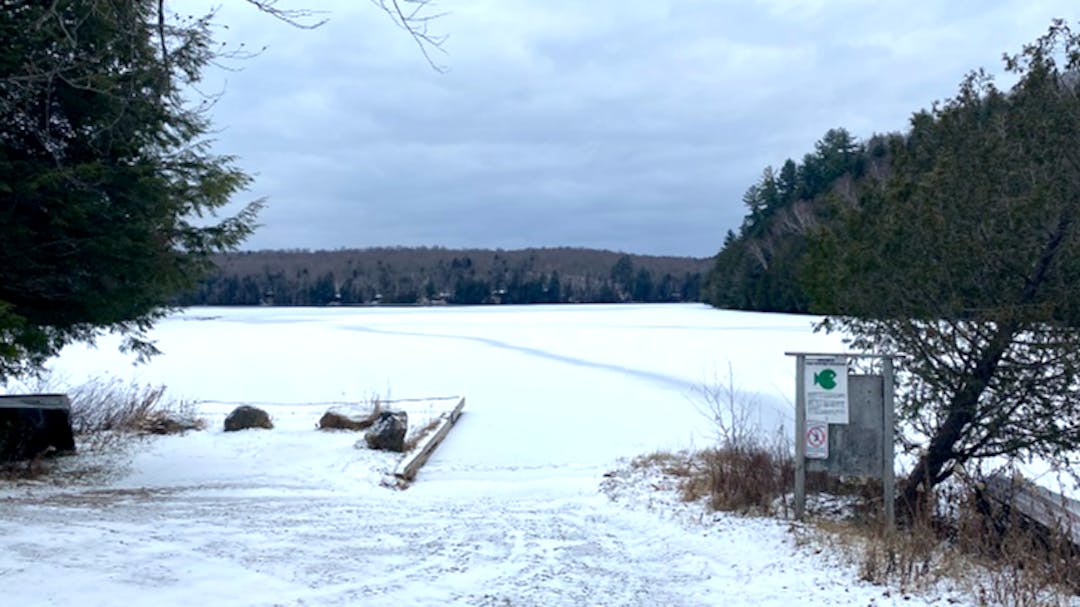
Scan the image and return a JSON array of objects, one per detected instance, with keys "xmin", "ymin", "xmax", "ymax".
[{"xmin": 0, "ymin": 304, "xmax": 990, "ymax": 605}]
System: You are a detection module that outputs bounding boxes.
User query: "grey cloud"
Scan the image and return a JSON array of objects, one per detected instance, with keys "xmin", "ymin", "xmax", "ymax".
[{"xmin": 196, "ymin": 0, "xmax": 1076, "ymax": 257}]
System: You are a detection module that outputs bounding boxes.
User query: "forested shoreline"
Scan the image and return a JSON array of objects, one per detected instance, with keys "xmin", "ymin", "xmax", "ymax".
[
  {"xmin": 703, "ymin": 127, "xmax": 893, "ymax": 313},
  {"xmin": 178, "ymin": 247, "xmax": 708, "ymax": 306}
]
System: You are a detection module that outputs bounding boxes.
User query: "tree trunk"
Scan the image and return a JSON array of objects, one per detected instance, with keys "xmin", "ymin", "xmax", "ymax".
[
  {"xmin": 898, "ymin": 207, "xmax": 1070, "ymax": 521},
  {"xmin": 899, "ymin": 321, "xmax": 1017, "ymax": 519}
]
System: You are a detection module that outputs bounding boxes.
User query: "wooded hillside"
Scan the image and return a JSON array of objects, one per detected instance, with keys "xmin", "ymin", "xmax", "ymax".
[{"xmin": 703, "ymin": 128, "xmax": 897, "ymax": 313}]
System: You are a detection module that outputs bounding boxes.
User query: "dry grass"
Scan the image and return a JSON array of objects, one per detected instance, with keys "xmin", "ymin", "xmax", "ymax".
[
  {"xmin": 818, "ymin": 517, "xmax": 952, "ymax": 593},
  {"xmin": 627, "ymin": 447, "xmax": 1079, "ymax": 604},
  {"xmin": 0, "ymin": 377, "xmax": 203, "ymax": 482},
  {"xmin": 628, "ymin": 445, "xmax": 792, "ymax": 516},
  {"xmin": 812, "ymin": 479, "xmax": 1080, "ymax": 606},
  {"xmin": 630, "ymin": 450, "xmax": 695, "ymax": 476},
  {"xmin": 0, "ymin": 448, "xmax": 56, "ymax": 480},
  {"xmin": 3, "ymin": 376, "xmax": 202, "ymax": 479},
  {"xmin": 683, "ymin": 369, "xmax": 795, "ymax": 515},
  {"xmin": 403, "ymin": 415, "xmax": 443, "ymax": 452},
  {"xmin": 318, "ymin": 397, "xmax": 382, "ymax": 431},
  {"xmin": 681, "ymin": 444, "xmax": 793, "ymax": 515},
  {"xmin": 957, "ymin": 483, "xmax": 1080, "ymax": 606},
  {"xmin": 67, "ymin": 378, "xmax": 204, "ymax": 451}
]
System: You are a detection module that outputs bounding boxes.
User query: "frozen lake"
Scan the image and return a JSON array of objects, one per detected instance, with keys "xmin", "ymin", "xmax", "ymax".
[{"xmin": 34, "ymin": 303, "xmax": 846, "ymax": 471}]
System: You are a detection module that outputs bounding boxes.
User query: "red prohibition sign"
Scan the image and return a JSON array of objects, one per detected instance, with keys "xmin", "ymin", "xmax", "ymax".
[{"xmin": 806, "ymin": 425, "xmax": 827, "ymax": 448}]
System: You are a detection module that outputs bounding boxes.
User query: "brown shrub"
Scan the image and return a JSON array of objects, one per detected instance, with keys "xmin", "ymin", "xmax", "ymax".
[
  {"xmin": 685, "ymin": 444, "xmax": 793, "ymax": 515},
  {"xmin": 956, "ymin": 481, "xmax": 1080, "ymax": 605},
  {"xmin": 631, "ymin": 451, "xmax": 695, "ymax": 478},
  {"xmin": 0, "ymin": 447, "xmax": 55, "ymax": 480},
  {"xmin": 688, "ymin": 369, "xmax": 795, "ymax": 515},
  {"xmin": 820, "ymin": 477, "xmax": 1080, "ymax": 604},
  {"xmin": 137, "ymin": 412, "xmax": 207, "ymax": 435},
  {"xmin": 68, "ymin": 379, "xmax": 199, "ymax": 434},
  {"xmin": 67, "ymin": 378, "xmax": 205, "ymax": 450}
]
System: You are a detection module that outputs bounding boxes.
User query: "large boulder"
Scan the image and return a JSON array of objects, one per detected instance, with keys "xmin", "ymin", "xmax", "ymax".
[
  {"xmin": 363, "ymin": 410, "xmax": 408, "ymax": 452},
  {"xmin": 318, "ymin": 402, "xmax": 381, "ymax": 431},
  {"xmin": 223, "ymin": 405, "xmax": 273, "ymax": 432}
]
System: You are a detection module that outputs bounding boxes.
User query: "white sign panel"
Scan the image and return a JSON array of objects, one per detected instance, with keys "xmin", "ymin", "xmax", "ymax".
[
  {"xmin": 804, "ymin": 356, "xmax": 848, "ymax": 424},
  {"xmin": 805, "ymin": 420, "xmax": 829, "ymax": 459}
]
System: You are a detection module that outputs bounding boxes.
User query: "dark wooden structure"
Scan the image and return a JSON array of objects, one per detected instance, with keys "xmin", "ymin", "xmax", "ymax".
[{"xmin": 0, "ymin": 394, "xmax": 76, "ymax": 462}]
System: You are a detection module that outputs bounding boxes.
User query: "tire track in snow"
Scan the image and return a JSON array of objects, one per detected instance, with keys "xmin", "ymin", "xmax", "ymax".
[
  {"xmin": 0, "ymin": 479, "xmax": 951, "ymax": 607},
  {"xmin": 343, "ymin": 324, "xmax": 796, "ymax": 452},
  {"xmin": 0, "ymin": 489, "xmax": 718, "ymax": 606},
  {"xmin": 344, "ymin": 325, "xmax": 696, "ymax": 392}
]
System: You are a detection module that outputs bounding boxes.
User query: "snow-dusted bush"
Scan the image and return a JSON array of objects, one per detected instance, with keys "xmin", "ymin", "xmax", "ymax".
[{"xmin": 68, "ymin": 378, "xmax": 204, "ymax": 447}]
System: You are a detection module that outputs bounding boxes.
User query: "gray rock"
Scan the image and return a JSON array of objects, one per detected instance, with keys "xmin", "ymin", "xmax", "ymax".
[
  {"xmin": 363, "ymin": 410, "xmax": 408, "ymax": 452},
  {"xmin": 223, "ymin": 405, "xmax": 273, "ymax": 432}
]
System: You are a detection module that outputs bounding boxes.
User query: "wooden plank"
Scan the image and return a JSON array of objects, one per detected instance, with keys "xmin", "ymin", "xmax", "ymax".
[
  {"xmin": 882, "ymin": 358, "xmax": 896, "ymax": 530},
  {"xmin": 984, "ymin": 474, "xmax": 1080, "ymax": 546},
  {"xmin": 0, "ymin": 394, "xmax": 70, "ymax": 410},
  {"xmin": 794, "ymin": 355, "xmax": 807, "ymax": 520},
  {"xmin": 394, "ymin": 397, "xmax": 465, "ymax": 482}
]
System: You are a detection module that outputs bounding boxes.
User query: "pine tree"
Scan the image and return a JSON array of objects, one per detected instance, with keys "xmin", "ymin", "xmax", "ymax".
[{"xmin": 0, "ymin": 2, "xmax": 259, "ymax": 378}]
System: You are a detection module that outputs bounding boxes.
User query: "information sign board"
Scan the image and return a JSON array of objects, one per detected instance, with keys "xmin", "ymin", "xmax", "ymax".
[{"xmin": 804, "ymin": 356, "xmax": 848, "ymax": 424}]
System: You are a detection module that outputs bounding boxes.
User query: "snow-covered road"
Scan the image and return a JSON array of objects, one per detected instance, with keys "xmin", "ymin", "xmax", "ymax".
[{"xmin": 0, "ymin": 426, "xmax": 942, "ymax": 607}]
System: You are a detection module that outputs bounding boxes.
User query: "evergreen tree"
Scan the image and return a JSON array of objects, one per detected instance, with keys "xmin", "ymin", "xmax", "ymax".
[
  {"xmin": 631, "ymin": 268, "xmax": 654, "ymax": 302},
  {"xmin": 806, "ymin": 21, "xmax": 1080, "ymax": 513},
  {"xmin": 0, "ymin": 1, "xmax": 259, "ymax": 379},
  {"xmin": 611, "ymin": 255, "xmax": 634, "ymax": 300},
  {"xmin": 705, "ymin": 127, "xmax": 864, "ymax": 314},
  {"xmin": 778, "ymin": 159, "xmax": 798, "ymax": 202}
]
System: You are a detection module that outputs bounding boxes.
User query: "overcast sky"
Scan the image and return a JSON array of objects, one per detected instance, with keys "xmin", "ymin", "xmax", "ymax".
[{"xmin": 196, "ymin": 0, "xmax": 1075, "ymax": 257}]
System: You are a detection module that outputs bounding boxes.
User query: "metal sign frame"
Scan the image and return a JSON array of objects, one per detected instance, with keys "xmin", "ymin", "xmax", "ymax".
[{"xmin": 788, "ymin": 352, "xmax": 895, "ymax": 529}]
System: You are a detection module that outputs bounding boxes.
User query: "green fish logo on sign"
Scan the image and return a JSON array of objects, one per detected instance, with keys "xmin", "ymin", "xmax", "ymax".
[{"xmin": 814, "ymin": 369, "xmax": 838, "ymax": 390}]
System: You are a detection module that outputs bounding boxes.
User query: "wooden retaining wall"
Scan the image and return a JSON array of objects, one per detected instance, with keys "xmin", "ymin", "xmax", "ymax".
[
  {"xmin": 394, "ymin": 397, "xmax": 465, "ymax": 482},
  {"xmin": 983, "ymin": 473, "xmax": 1080, "ymax": 546}
]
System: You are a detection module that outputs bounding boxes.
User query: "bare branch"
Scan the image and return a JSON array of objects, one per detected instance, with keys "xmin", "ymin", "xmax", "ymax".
[
  {"xmin": 242, "ymin": 1, "xmax": 449, "ymax": 70},
  {"xmin": 243, "ymin": 0, "xmax": 329, "ymax": 29},
  {"xmin": 372, "ymin": 0, "xmax": 449, "ymax": 72}
]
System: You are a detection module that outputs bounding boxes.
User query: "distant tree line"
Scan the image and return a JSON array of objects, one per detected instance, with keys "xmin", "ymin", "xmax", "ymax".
[{"xmin": 177, "ymin": 247, "xmax": 708, "ymax": 306}]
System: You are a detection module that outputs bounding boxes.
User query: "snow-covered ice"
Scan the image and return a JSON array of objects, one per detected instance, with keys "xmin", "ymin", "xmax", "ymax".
[{"xmin": 0, "ymin": 304, "xmax": 986, "ymax": 605}]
